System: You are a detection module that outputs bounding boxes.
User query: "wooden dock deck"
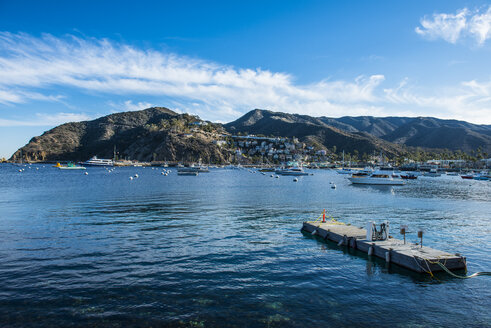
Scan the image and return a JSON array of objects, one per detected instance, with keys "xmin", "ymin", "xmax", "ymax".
[{"xmin": 301, "ymin": 221, "xmax": 467, "ymax": 273}]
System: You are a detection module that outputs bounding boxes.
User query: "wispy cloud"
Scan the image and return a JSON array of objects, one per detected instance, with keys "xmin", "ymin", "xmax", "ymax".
[
  {"xmin": 108, "ymin": 100, "xmax": 156, "ymax": 113},
  {"xmin": 0, "ymin": 88, "xmax": 63, "ymax": 105},
  {"xmin": 0, "ymin": 112, "xmax": 91, "ymax": 127},
  {"xmin": 416, "ymin": 6, "xmax": 491, "ymax": 45},
  {"xmin": 0, "ymin": 32, "xmax": 490, "ymax": 124},
  {"xmin": 0, "ymin": 32, "xmax": 388, "ymax": 121}
]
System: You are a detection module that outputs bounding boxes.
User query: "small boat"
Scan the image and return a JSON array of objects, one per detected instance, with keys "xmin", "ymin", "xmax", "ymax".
[
  {"xmin": 423, "ymin": 169, "xmax": 441, "ymax": 177},
  {"xmin": 348, "ymin": 171, "xmax": 405, "ymax": 185},
  {"xmin": 80, "ymin": 156, "xmax": 114, "ymax": 167},
  {"xmin": 177, "ymin": 171, "xmax": 198, "ymax": 176},
  {"xmin": 195, "ymin": 166, "xmax": 209, "ymax": 173},
  {"xmin": 473, "ymin": 171, "xmax": 489, "ymax": 180},
  {"xmin": 461, "ymin": 172, "xmax": 474, "ymax": 179},
  {"xmin": 259, "ymin": 168, "xmax": 275, "ymax": 172},
  {"xmin": 54, "ymin": 162, "xmax": 86, "ymax": 170},
  {"xmin": 275, "ymin": 167, "xmax": 309, "ymax": 176},
  {"xmin": 336, "ymin": 168, "xmax": 355, "ymax": 175},
  {"xmin": 178, "ymin": 165, "xmax": 209, "ymax": 173},
  {"xmin": 400, "ymin": 173, "xmax": 417, "ymax": 180}
]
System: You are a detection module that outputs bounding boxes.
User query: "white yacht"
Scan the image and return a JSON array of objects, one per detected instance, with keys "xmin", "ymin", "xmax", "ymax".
[
  {"xmin": 177, "ymin": 165, "xmax": 209, "ymax": 173},
  {"xmin": 275, "ymin": 167, "xmax": 309, "ymax": 176},
  {"xmin": 348, "ymin": 171, "xmax": 405, "ymax": 185},
  {"xmin": 80, "ymin": 156, "xmax": 114, "ymax": 167}
]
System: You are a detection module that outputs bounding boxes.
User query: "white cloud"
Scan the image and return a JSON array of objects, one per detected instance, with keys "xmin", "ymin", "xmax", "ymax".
[
  {"xmin": 383, "ymin": 78, "xmax": 491, "ymax": 123},
  {"xmin": 415, "ymin": 8, "xmax": 468, "ymax": 43},
  {"xmin": 108, "ymin": 100, "xmax": 156, "ymax": 112},
  {"xmin": 469, "ymin": 6, "xmax": 491, "ymax": 44},
  {"xmin": 0, "ymin": 32, "xmax": 489, "ymax": 125},
  {"xmin": 0, "ymin": 88, "xmax": 63, "ymax": 105},
  {"xmin": 416, "ymin": 6, "xmax": 491, "ymax": 45},
  {"xmin": 0, "ymin": 32, "xmax": 386, "ymax": 122},
  {"xmin": 0, "ymin": 112, "xmax": 91, "ymax": 127}
]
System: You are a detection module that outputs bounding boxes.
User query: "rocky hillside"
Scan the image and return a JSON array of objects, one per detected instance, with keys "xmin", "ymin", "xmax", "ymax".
[
  {"xmin": 226, "ymin": 109, "xmax": 491, "ymax": 154},
  {"xmin": 11, "ymin": 107, "xmax": 232, "ymax": 163},
  {"xmin": 224, "ymin": 109, "xmax": 404, "ymax": 156},
  {"xmin": 11, "ymin": 107, "xmax": 490, "ymax": 163},
  {"xmin": 322, "ymin": 116, "xmax": 491, "ymax": 153}
]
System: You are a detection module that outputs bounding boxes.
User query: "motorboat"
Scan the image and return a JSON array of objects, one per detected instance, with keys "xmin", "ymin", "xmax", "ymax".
[
  {"xmin": 400, "ymin": 173, "xmax": 417, "ymax": 180},
  {"xmin": 423, "ymin": 169, "xmax": 441, "ymax": 177},
  {"xmin": 55, "ymin": 162, "xmax": 86, "ymax": 170},
  {"xmin": 195, "ymin": 166, "xmax": 209, "ymax": 173},
  {"xmin": 80, "ymin": 156, "xmax": 114, "ymax": 167},
  {"xmin": 177, "ymin": 170, "xmax": 198, "ymax": 176},
  {"xmin": 473, "ymin": 171, "xmax": 490, "ymax": 180},
  {"xmin": 177, "ymin": 165, "xmax": 208, "ymax": 174},
  {"xmin": 336, "ymin": 168, "xmax": 355, "ymax": 174},
  {"xmin": 348, "ymin": 171, "xmax": 405, "ymax": 185},
  {"xmin": 275, "ymin": 167, "xmax": 309, "ymax": 176}
]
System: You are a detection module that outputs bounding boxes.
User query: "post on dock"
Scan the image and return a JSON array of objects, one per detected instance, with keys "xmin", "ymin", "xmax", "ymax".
[{"xmin": 418, "ymin": 229, "xmax": 424, "ymax": 248}]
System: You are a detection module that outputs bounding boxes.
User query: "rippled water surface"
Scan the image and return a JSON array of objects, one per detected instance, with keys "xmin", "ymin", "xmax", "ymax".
[{"xmin": 0, "ymin": 164, "xmax": 490, "ymax": 327}]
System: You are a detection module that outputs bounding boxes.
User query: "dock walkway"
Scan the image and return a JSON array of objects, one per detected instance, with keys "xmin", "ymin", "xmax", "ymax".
[{"xmin": 302, "ymin": 221, "xmax": 466, "ymax": 273}]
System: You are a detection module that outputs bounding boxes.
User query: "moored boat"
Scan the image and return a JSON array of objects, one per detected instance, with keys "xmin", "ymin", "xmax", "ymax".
[
  {"xmin": 275, "ymin": 167, "xmax": 309, "ymax": 176},
  {"xmin": 55, "ymin": 162, "xmax": 86, "ymax": 170},
  {"xmin": 348, "ymin": 171, "xmax": 405, "ymax": 185},
  {"xmin": 423, "ymin": 169, "xmax": 441, "ymax": 177},
  {"xmin": 80, "ymin": 156, "xmax": 114, "ymax": 167},
  {"xmin": 177, "ymin": 170, "xmax": 198, "ymax": 176},
  {"xmin": 400, "ymin": 173, "xmax": 417, "ymax": 180},
  {"xmin": 473, "ymin": 171, "xmax": 489, "ymax": 180},
  {"xmin": 336, "ymin": 168, "xmax": 355, "ymax": 175}
]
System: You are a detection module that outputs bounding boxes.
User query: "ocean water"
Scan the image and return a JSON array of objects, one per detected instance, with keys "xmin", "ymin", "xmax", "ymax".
[{"xmin": 0, "ymin": 164, "xmax": 490, "ymax": 327}]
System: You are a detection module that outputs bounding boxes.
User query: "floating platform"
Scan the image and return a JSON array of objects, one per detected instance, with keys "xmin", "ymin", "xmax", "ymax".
[{"xmin": 301, "ymin": 221, "xmax": 466, "ymax": 273}]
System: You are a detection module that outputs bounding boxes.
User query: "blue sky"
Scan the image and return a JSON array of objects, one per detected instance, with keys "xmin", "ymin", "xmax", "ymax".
[{"xmin": 1, "ymin": 0, "xmax": 491, "ymax": 158}]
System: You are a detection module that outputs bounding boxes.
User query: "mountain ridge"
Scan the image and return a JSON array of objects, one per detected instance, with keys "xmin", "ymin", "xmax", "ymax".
[
  {"xmin": 11, "ymin": 107, "xmax": 231, "ymax": 163},
  {"xmin": 10, "ymin": 107, "xmax": 491, "ymax": 162},
  {"xmin": 225, "ymin": 109, "xmax": 491, "ymax": 154}
]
